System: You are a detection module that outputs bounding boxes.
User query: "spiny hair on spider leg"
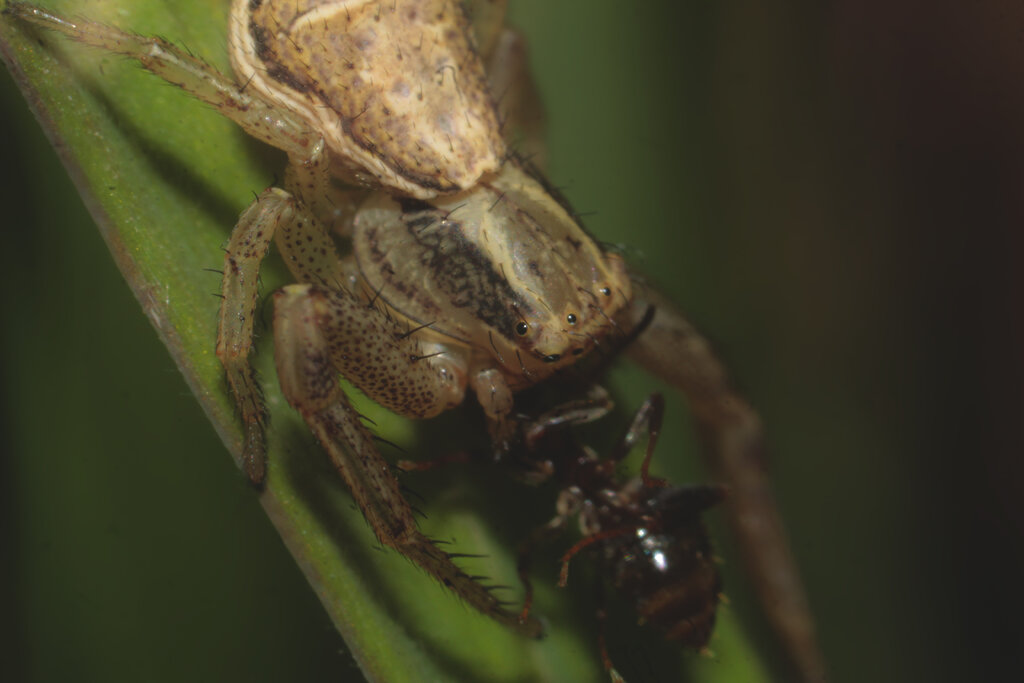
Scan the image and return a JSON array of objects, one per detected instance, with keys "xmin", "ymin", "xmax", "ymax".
[
  {"xmin": 351, "ymin": 408, "xmax": 376, "ymax": 425},
  {"xmin": 371, "ymin": 434, "xmax": 404, "ymax": 453},
  {"xmin": 397, "ymin": 319, "xmax": 437, "ymax": 341},
  {"xmin": 444, "ymin": 552, "xmax": 490, "ymax": 560},
  {"xmin": 257, "ymin": 289, "xmax": 274, "ymax": 329},
  {"xmin": 487, "ymin": 191, "xmax": 506, "ymax": 213},
  {"xmin": 359, "ymin": 284, "xmax": 393, "ymax": 318},
  {"xmin": 397, "ymin": 482, "xmax": 427, "ymax": 505},
  {"xmin": 441, "ymin": 202, "xmax": 467, "ymax": 222},
  {"xmin": 409, "ymin": 351, "xmax": 444, "ymax": 362},
  {"xmin": 238, "ymin": 71, "xmax": 256, "ymax": 92},
  {"xmin": 324, "ymin": 274, "xmax": 346, "ymax": 294}
]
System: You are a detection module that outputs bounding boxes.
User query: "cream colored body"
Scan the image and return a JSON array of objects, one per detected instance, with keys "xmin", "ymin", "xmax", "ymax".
[{"xmin": 219, "ymin": 0, "xmax": 632, "ymax": 426}]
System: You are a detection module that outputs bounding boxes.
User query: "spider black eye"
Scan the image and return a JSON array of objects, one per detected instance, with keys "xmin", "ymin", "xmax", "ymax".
[
  {"xmin": 599, "ymin": 287, "xmax": 612, "ymax": 297},
  {"xmin": 566, "ymin": 313, "xmax": 577, "ymax": 325},
  {"xmin": 515, "ymin": 321, "xmax": 530, "ymax": 336}
]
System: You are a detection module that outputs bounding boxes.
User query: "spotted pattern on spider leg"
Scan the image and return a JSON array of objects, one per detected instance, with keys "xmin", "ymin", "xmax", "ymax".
[{"xmin": 300, "ymin": 285, "xmax": 461, "ymax": 419}]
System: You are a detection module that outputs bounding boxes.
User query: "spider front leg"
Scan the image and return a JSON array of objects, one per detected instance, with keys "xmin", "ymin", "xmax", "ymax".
[
  {"xmin": 479, "ymin": 20, "xmax": 548, "ymax": 169},
  {"xmin": 216, "ymin": 189, "xmax": 283, "ymax": 484},
  {"xmin": 623, "ymin": 286, "xmax": 828, "ymax": 683},
  {"xmin": 5, "ymin": 2, "xmax": 337, "ymax": 481},
  {"xmin": 272, "ymin": 282, "xmax": 543, "ymax": 637},
  {"xmin": 5, "ymin": 4, "xmax": 316, "ymax": 158},
  {"xmin": 218, "ymin": 132, "xmax": 350, "ymax": 482}
]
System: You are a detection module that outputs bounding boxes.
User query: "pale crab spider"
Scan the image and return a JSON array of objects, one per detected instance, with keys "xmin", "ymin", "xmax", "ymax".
[{"xmin": 3, "ymin": 1, "xmax": 826, "ymax": 679}]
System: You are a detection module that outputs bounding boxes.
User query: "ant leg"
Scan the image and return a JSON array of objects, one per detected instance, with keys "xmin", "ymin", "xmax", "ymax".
[
  {"xmin": 515, "ymin": 513, "xmax": 568, "ymax": 623},
  {"xmin": 607, "ymin": 393, "xmax": 669, "ymax": 489},
  {"xmin": 593, "ymin": 581, "xmax": 627, "ymax": 683},
  {"xmin": 557, "ymin": 528, "xmax": 632, "ymax": 588},
  {"xmin": 522, "ymin": 386, "xmax": 615, "ymax": 449}
]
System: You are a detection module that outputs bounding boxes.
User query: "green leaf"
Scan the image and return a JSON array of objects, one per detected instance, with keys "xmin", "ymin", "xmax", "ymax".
[{"xmin": 0, "ymin": 1, "xmax": 776, "ymax": 681}]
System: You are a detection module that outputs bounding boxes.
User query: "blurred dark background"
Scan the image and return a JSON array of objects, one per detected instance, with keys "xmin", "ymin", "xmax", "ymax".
[{"xmin": 2, "ymin": 1, "xmax": 1022, "ymax": 681}]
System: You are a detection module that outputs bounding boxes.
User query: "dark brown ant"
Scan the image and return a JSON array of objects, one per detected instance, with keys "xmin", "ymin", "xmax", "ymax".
[
  {"xmin": 399, "ymin": 385, "xmax": 725, "ymax": 681},
  {"xmin": 512, "ymin": 390, "xmax": 726, "ymax": 681}
]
